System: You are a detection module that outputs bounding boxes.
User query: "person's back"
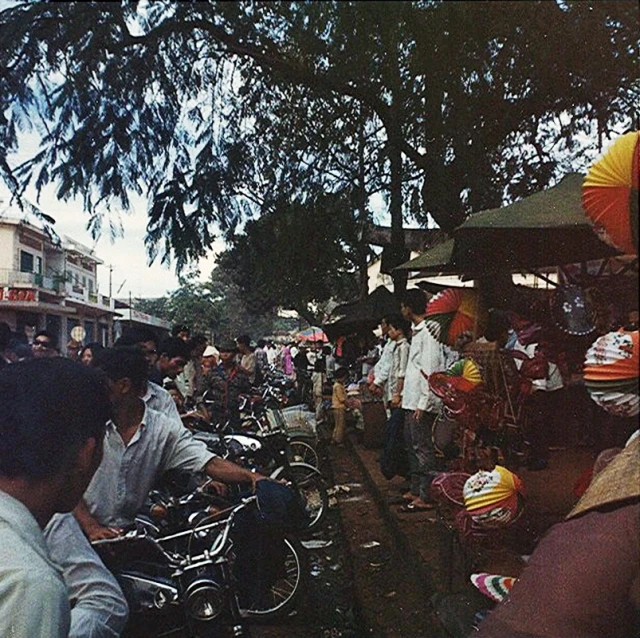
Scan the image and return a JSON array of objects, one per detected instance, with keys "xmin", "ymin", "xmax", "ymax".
[
  {"xmin": 0, "ymin": 358, "xmax": 110, "ymax": 637},
  {"xmin": 0, "ymin": 491, "xmax": 71, "ymax": 636}
]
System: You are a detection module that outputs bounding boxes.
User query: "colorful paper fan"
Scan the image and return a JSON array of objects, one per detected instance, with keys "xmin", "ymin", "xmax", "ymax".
[
  {"xmin": 584, "ymin": 330, "xmax": 638, "ymax": 381},
  {"xmin": 426, "ymin": 288, "xmax": 486, "ymax": 346},
  {"xmin": 470, "ymin": 573, "xmax": 516, "ymax": 603},
  {"xmin": 582, "ymin": 131, "xmax": 639, "ymax": 255},
  {"xmin": 585, "ymin": 390, "xmax": 639, "ymax": 418},
  {"xmin": 584, "ymin": 330, "xmax": 639, "ymax": 417},
  {"xmin": 446, "ymin": 358, "xmax": 483, "ymax": 391}
]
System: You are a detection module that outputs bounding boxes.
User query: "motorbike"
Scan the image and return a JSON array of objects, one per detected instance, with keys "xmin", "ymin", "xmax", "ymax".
[
  {"xmin": 192, "ymin": 427, "xmax": 329, "ymax": 533},
  {"xmin": 93, "ymin": 482, "xmax": 308, "ymax": 637}
]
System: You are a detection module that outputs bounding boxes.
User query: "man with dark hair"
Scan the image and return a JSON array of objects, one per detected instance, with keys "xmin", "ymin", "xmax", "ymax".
[
  {"xmin": 179, "ymin": 333, "xmax": 208, "ymax": 403},
  {"xmin": 0, "ymin": 358, "xmax": 110, "ymax": 636},
  {"xmin": 76, "ymin": 347, "xmax": 265, "ymax": 540},
  {"xmin": 203, "ymin": 340, "xmax": 251, "ymax": 428},
  {"xmin": 32, "ymin": 328, "xmax": 59, "ymax": 358},
  {"xmin": 114, "ymin": 326, "xmax": 159, "ymax": 364},
  {"xmin": 171, "ymin": 323, "xmax": 190, "ymax": 342},
  {"xmin": 370, "ymin": 315, "xmax": 397, "ymax": 401},
  {"xmin": 399, "ymin": 288, "xmax": 444, "ymax": 512},
  {"xmin": 114, "ymin": 328, "xmax": 182, "ymax": 423},
  {"xmin": 150, "ymin": 336, "xmax": 191, "ymax": 385},
  {"xmin": 236, "ymin": 334, "xmax": 257, "ymax": 384}
]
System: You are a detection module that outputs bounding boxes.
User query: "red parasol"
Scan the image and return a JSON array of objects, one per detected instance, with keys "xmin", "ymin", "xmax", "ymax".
[
  {"xmin": 582, "ymin": 131, "xmax": 639, "ymax": 255},
  {"xmin": 297, "ymin": 326, "xmax": 328, "ymax": 342},
  {"xmin": 425, "ymin": 288, "xmax": 486, "ymax": 346}
]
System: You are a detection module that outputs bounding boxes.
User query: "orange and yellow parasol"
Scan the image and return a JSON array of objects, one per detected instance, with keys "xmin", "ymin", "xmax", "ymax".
[
  {"xmin": 425, "ymin": 288, "xmax": 486, "ymax": 347},
  {"xmin": 582, "ymin": 131, "xmax": 639, "ymax": 255}
]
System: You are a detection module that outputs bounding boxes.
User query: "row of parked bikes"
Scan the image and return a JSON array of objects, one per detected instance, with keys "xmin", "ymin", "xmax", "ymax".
[{"xmin": 93, "ymin": 372, "xmax": 330, "ymax": 637}]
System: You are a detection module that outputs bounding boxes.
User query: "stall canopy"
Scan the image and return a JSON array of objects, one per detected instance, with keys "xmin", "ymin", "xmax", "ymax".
[
  {"xmin": 396, "ymin": 173, "xmax": 621, "ymax": 277},
  {"xmin": 323, "ymin": 285, "xmax": 400, "ymax": 340}
]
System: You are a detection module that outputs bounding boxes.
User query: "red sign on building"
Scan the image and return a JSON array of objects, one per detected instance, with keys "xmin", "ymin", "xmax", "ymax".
[{"xmin": 0, "ymin": 288, "xmax": 36, "ymax": 302}]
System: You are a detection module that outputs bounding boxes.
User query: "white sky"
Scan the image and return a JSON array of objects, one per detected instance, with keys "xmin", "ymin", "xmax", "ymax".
[{"xmin": 0, "ymin": 180, "xmax": 225, "ymax": 299}]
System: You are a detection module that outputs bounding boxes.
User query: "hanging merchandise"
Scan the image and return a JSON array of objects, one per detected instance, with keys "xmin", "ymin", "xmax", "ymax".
[
  {"xmin": 425, "ymin": 288, "xmax": 487, "ymax": 346},
  {"xmin": 551, "ymin": 285, "xmax": 596, "ymax": 336},
  {"xmin": 582, "ymin": 130, "xmax": 639, "ymax": 255},
  {"xmin": 583, "ymin": 329, "xmax": 639, "ymax": 417}
]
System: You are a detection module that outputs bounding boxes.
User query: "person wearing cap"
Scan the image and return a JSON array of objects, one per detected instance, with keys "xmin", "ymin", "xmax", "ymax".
[
  {"xmin": 201, "ymin": 344, "xmax": 219, "ymax": 374},
  {"xmin": 202, "ymin": 340, "xmax": 251, "ymax": 428}
]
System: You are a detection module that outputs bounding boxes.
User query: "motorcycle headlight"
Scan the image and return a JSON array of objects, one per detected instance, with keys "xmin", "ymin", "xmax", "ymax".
[{"xmin": 184, "ymin": 578, "xmax": 225, "ymax": 621}]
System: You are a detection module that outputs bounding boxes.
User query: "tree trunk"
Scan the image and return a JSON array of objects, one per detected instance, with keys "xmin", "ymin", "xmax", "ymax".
[{"xmin": 356, "ymin": 114, "xmax": 370, "ymax": 300}]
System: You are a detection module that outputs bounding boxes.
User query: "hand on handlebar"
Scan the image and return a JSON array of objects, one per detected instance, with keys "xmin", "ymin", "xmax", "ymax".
[{"xmin": 86, "ymin": 523, "xmax": 124, "ymax": 542}]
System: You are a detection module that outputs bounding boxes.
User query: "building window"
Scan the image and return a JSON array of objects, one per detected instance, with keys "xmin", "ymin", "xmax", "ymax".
[
  {"xmin": 20, "ymin": 250, "xmax": 34, "ymax": 273},
  {"xmin": 35, "ymin": 256, "xmax": 42, "ymax": 275}
]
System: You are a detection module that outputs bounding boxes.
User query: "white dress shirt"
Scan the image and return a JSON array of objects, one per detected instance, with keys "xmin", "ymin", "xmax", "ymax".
[
  {"xmin": 373, "ymin": 338, "xmax": 397, "ymax": 399},
  {"xmin": 401, "ymin": 320, "xmax": 444, "ymax": 413},
  {"xmin": 388, "ymin": 337, "xmax": 409, "ymax": 401},
  {"xmin": 45, "ymin": 513, "xmax": 129, "ymax": 638},
  {"xmin": 142, "ymin": 380, "xmax": 182, "ymax": 422},
  {"xmin": 84, "ymin": 404, "xmax": 215, "ymax": 527},
  {"xmin": 0, "ymin": 490, "xmax": 70, "ymax": 638}
]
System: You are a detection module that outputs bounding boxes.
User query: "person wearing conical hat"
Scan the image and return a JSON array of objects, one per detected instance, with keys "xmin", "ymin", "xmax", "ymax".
[{"xmin": 474, "ymin": 330, "xmax": 639, "ymax": 638}]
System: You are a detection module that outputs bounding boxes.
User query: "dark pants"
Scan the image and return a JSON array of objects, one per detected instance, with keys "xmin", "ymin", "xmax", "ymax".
[
  {"xmin": 524, "ymin": 389, "xmax": 563, "ymax": 462},
  {"xmin": 404, "ymin": 410, "xmax": 438, "ymax": 502}
]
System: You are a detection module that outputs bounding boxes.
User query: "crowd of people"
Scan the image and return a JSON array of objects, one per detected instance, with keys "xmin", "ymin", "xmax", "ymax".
[
  {"xmin": 1, "ymin": 306, "xmax": 637, "ymax": 637},
  {"xmin": 0, "ymin": 321, "xmax": 279, "ymax": 637}
]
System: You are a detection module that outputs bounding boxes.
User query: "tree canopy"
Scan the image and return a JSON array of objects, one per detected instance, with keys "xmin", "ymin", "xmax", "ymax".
[{"xmin": 1, "ymin": 1, "xmax": 637, "ymax": 280}]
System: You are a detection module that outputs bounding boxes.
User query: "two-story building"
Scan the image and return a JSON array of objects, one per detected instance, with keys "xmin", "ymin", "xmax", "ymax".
[{"xmin": 0, "ymin": 214, "xmax": 118, "ymax": 352}]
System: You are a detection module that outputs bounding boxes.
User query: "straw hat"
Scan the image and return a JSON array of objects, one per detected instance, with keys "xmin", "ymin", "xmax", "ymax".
[{"xmin": 567, "ymin": 436, "xmax": 640, "ymax": 519}]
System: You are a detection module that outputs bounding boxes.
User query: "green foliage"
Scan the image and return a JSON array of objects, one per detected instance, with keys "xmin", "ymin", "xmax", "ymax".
[
  {"xmin": 132, "ymin": 266, "xmax": 295, "ymax": 340},
  {"xmin": 0, "ymin": 0, "xmax": 637, "ymax": 267},
  {"xmin": 219, "ymin": 192, "xmax": 360, "ymax": 322}
]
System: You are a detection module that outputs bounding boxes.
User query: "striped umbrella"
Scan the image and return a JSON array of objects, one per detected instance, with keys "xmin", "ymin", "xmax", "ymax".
[
  {"xmin": 425, "ymin": 288, "xmax": 486, "ymax": 346},
  {"xmin": 582, "ymin": 131, "xmax": 639, "ymax": 255}
]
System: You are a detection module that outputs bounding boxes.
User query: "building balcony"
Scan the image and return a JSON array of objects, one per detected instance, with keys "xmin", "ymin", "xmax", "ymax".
[
  {"xmin": 63, "ymin": 282, "xmax": 114, "ymax": 310},
  {"xmin": 0, "ymin": 268, "xmax": 58, "ymax": 291}
]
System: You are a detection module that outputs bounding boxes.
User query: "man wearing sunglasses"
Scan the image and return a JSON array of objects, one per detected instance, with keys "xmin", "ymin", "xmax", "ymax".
[{"xmin": 31, "ymin": 330, "xmax": 59, "ymax": 359}]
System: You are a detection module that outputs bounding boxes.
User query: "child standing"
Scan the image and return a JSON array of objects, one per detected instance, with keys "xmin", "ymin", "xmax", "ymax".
[{"xmin": 331, "ymin": 367, "xmax": 350, "ymax": 445}]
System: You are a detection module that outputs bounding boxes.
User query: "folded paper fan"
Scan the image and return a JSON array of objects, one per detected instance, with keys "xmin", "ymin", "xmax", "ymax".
[
  {"xmin": 446, "ymin": 358, "xmax": 483, "ymax": 391},
  {"xmin": 426, "ymin": 288, "xmax": 486, "ymax": 346},
  {"xmin": 470, "ymin": 573, "xmax": 516, "ymax": 603},
  {"xmin": 583, "ymin": 330, "xmax": 639, "ymax": 381},
  {"xmin": 582, "ymin": 131, "xmax": 639, "ymax": 255},
  {"xmin": 584, "ymin": 330, "xmax": 639, "ymax": 417},
  {"xmin": 587, "ymin": 391, "xmax": 639, "ymax": 418}
]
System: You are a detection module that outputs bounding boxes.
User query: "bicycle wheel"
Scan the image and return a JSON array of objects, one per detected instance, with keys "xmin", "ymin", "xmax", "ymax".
[
  {"xmin": 287, "ymin": 439, "xmax": 319, "ymax": 469},
  {"xmin": 278, "ymin": 462, "xmax": 328, "ymax": 533},
  {"xmin": 240, "ymin": 535, "xmax": 307, "ymax": 621}
]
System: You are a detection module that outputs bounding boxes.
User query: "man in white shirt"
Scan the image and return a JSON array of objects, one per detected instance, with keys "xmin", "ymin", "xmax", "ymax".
[
  {"xmin": 370, "ymin": 316, "xmax": 397, "ymax": 406},
  {"xmin": 44, "ymin": 513, "xmax": 129, "ymax": 638},
  {"xmin": 0, "ymin": 358, "xmax": 110, "ymax": 637},
  {"xmin": 75, "ymin": 347, "xmax": 266, "ymax": 540},
  {"xmin": 400, "ymin": 289, "xmax": 444, "ymax": 511}
]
